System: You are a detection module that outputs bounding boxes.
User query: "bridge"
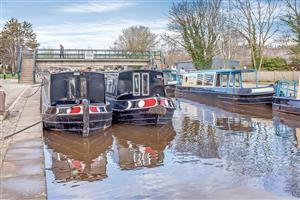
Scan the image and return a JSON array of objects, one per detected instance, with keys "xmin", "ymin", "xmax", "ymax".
[{"xmin": 18, "ymin": 49, "xmax": 167, "ymax": 84}]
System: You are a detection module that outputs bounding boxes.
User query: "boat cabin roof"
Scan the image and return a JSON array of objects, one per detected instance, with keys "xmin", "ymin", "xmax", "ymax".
[
  {"xmin": 47, "ymin": 71, "xmax": 106, "ymax": 105},
  {"xmin": 105, "ymin": 69, "xmax": 166, "ymax": 100},
  {"xmin": 187, "ymin": 69, "xmax": 255, "ymax": 75}
]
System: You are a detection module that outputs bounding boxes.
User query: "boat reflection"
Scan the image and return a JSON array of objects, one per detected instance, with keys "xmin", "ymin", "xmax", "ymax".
[
  {"xmin": 176, "ymin": 116, "xmax": 219, "ymax": 159},
  {"xmin": 216, "ymin": 117, "xmax": 254, "ymax": 132},
  {"xmin": 177, "ymin": 93, "xmax": 273, "ymax": 119},
  {"xmin": 273, "ymin": 112, "xmax": 300, "ymax": 149},
  {"xmin": 44, "ymin": 131, "xmax": 113, "ymax": 182},
  {"xmin": 111, "ymin": 123, "xmax": 176, "ymax": 170}
]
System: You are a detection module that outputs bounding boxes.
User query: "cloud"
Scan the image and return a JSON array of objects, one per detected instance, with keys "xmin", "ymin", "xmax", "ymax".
[
  {"xmin": 35, "ymin": 19, "xmax": 169, "ymax": 49},
  {"xmin": 59, "ymin": 1, "xmax": 135, "ymax": 13}
]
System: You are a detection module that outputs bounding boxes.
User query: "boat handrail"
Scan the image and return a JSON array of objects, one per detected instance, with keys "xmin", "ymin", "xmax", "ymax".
[{"xmin": 275, "ymin": 80, "xmax": 299, "ymax": 97}]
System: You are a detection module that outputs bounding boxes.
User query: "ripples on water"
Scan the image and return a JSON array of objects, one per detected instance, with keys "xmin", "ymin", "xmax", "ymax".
[{"xmin": 44, "ymin": 99, "xmax": 300, "ymax": 199}]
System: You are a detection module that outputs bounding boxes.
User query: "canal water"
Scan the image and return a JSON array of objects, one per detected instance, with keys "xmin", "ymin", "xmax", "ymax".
[{"xmin": 43, "ymin": 99, "xmax": 300, "ymax": 199}]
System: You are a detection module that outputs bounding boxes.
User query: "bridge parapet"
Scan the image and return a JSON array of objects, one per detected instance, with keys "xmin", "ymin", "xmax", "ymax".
[{"xmin": 36, "ymin": 49, "xmax": 164, "ymax": 63}]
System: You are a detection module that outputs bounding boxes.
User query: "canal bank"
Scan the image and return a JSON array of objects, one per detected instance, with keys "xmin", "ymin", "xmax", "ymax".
[{"xmin": 0, "ymin": 85, "xmax": 46, "ymax": 199}]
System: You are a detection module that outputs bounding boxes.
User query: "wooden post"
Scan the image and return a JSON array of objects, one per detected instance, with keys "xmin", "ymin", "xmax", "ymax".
[{"xmin": 82, "ymin": 99, "xmax": 90, "ymax": 137}]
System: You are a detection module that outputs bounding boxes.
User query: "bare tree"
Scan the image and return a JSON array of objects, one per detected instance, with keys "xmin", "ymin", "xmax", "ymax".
[
  {"xmin": 281, "ymin": 0, "xmax": 300, "ymax": 63},
  {"xmin": 164, "ymin": 0, "xmax": 224, "ymax": 69},
  {"xmin": 231, "ymin": 0, "xmax": 279, "ymax": 70},
  {"xmin": 113, "ymin": 26, "xmax": 158, "ymax": 51}
]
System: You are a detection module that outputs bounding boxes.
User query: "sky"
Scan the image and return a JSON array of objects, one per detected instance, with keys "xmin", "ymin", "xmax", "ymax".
[{"xmin": 0, "ymin": 0, "xmax": 178, "ymax": 49}]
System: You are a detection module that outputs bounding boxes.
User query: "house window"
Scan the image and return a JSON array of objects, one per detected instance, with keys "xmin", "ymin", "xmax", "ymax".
[
  {"xmin": 142, "ymin": 73, "xmax": 149, "ymax": 96},
  {"xmin": 133, "ymin": 73, "xmax": 140, "ymax": 96}
]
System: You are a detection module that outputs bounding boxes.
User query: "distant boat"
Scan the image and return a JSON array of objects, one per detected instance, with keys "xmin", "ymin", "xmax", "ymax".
[
  {"xmin": 273, "ymin": 80, "xmax": 300, "ymax": 115},
  {"xmin": 176, "ymin": 69, "xmax": 274, "ymax": 106},
  {"xmin": 41, "ymin": 71, "xmax": 112, "ymax": 136},
  {"xmin": 105, "ymin": 70, "xmax": 176, "ymax": 125},
  {"xmin": 162, "ymin": 69, "xmax": 178, "ymax": 97}
]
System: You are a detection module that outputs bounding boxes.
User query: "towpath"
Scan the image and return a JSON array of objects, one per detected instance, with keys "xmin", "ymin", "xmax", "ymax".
[{"xmin": 0, "ymin": 82, "xmax": 46, "ymax": 199}]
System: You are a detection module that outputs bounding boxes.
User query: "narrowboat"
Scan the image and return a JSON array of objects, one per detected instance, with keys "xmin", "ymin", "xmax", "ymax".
[
  {"xmin": 105, "ymin": 70, "xmax": 176, "ymax": 125},
  {"xmin": 273, "ymin": 80, "xmax": 300, "ymax": 115},
  {"xmin": 44, "ymin": 130, "xmax": 113, "ymax": 182},
  {"xmin": 162, "ymin": 69, "xmax": 178, "ymax": 97},
  {"xmin": 176, "ymin": 69, "xmax": 274, "ymax": 105},
  {"xmin": 41, "ymin": 71, "xmax": 112, "ymax": 136}
]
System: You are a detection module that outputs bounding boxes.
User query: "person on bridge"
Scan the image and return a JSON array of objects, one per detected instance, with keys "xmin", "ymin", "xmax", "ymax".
[{"xmin": 59, "ymin": 44, "xmax": 64, "ymax": 59}]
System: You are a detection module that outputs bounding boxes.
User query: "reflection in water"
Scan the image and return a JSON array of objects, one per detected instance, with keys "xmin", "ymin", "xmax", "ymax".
[
  {"xmin": 44, "ymin": 131, "xmax": 113, "ymax": 182},
  {"xmin": 174, "ymin": 100, "xmax": 300, "ymax": 198},
  {"xmin": 216, "ymin": 117, "xmax": 254, "ymax": 132},
  {"xmin": 111, "ymin": 124, "xmax": 176, "ymax": 170},
  {"xmin": 176, "ymin": 116, "xmax": 219, "ymax": 159},
  {"xmin": 44, "ymin": 99, "xmax": 300, "ymax": 199}
]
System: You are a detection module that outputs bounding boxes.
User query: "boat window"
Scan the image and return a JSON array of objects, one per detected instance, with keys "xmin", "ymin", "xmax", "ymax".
[
  {"xmin": 68, "ymin": 77, "xmax": 76, "ymax": 99},
  {"xmin": 142, "ymin": 73, "xmax": 149, "ymax": 96},
  {"xmin": 106, "ymin": 77, "xmax": 115, "ymax": 94},
  {"xmin": 203, "ymin": 74, "xmax": 214, "ymax": 87},
  {"xmin": 222, "ymin": 74, "xmax": 228, "ymax": 87},
  {"xmin": 197, "ymin": 74, "xmax": 204, "ymax": 85},
  {"xmin": 80, "ymin": 77, "xmax": 87, "ymax": 98},
  {"xmin": 172, "ymin": 73, "xmax": 177, "ymax": 81},
  {"xmin": 216, "ymin": 74, "xmax": 221, "ymax": 87},
  {"xmin": 235, "ymin": 74, "xmax": 241, "ymax": 87},
  {"xmin": 133, "ymin": 73, "xmax": 140, "ymax": 96}
]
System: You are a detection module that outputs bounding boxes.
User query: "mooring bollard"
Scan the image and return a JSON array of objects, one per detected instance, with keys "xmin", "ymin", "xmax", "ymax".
[
  {"xmin": 0, "ymin": 86, "xmax": 6, "ymax": 119},
  {"xmin": 82, "ymin": 99, "xmax": 90, "ymax": 137}
]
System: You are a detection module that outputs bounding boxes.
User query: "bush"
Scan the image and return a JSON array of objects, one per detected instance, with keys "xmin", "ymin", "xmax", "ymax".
[{"xmin": 261, "ymin": 57, "xmax": 288, "ymax": 71}]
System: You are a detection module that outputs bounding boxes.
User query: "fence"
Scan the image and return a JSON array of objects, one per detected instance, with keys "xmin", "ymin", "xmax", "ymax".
[
  {"xmin": 36, "ymin": 49, "xmax": 163, "ymax": 61},
  {"xmin": 243, "ymin": 71, "xmax": 300, "ymax": 82}
]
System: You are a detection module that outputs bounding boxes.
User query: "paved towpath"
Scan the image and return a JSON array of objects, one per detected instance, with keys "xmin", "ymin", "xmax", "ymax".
[
  {"xmin": 0, "ymin": 85, "xmax": 46, "ymax": 199},
  {"xmin": 0, "ymin": 79, "xmax": 30, "ymax": 110}
]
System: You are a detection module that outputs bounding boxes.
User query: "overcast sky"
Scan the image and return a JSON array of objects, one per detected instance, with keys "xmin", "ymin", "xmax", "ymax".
[
  {"xmin": 0, "ymin": 0, "xmax": 178, "ymax": 48},
  {"xmin": 0, "ymin": 0, "xmax": 289, "ymax": 49}
]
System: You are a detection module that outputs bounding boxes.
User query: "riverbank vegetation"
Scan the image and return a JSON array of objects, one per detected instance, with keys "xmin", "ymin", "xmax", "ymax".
[{"xmin": 0, "ymin": 18, "xmax": 39, "ymax": 74}]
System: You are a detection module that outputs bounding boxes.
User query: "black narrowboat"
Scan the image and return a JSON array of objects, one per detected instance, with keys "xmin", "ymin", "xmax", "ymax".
[
  {"xmin": 105, "ymin": 70, "xmax": 176, "ymax": 125},
  {"xmin": 41, "ymin": 71, "xmax": 112, "ymax": 136}
]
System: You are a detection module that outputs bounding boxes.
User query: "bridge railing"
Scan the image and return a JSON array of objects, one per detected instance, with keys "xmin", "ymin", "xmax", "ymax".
[{"xmin": 36, "ymin": 49, "xmax": 163, "ymax": 61}]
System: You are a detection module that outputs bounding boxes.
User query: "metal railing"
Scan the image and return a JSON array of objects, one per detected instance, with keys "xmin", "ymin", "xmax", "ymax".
[
  {"xmin": 275, "ymin": 80, "xmax": 299, "ymax": 97},
  {"xmin": 36, "ymin": 49, "xmax": 164, "ymax": 62}
]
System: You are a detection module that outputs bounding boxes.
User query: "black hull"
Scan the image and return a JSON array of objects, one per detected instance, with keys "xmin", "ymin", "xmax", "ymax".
[
  {"xmin": 176, "ymin": 86, "xmax": 273, "ymax": 105},
  {"xmin": 113, "ymin": 108, "xmax": 174, "ymax": 125},
  {"xmin": 176, "ymin": 87, "xmax": 273, "ymax": 119},
  {"xmin": 273, "ymin": 97, "xmax": 300, "ymax": 116},
  {"xmin": 43, "ymin": 112, "xmax": 112, "ymax": 135},
  {"xmin": 165, "ymin": 85, "xmax": 176, "ymax": 98}
]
